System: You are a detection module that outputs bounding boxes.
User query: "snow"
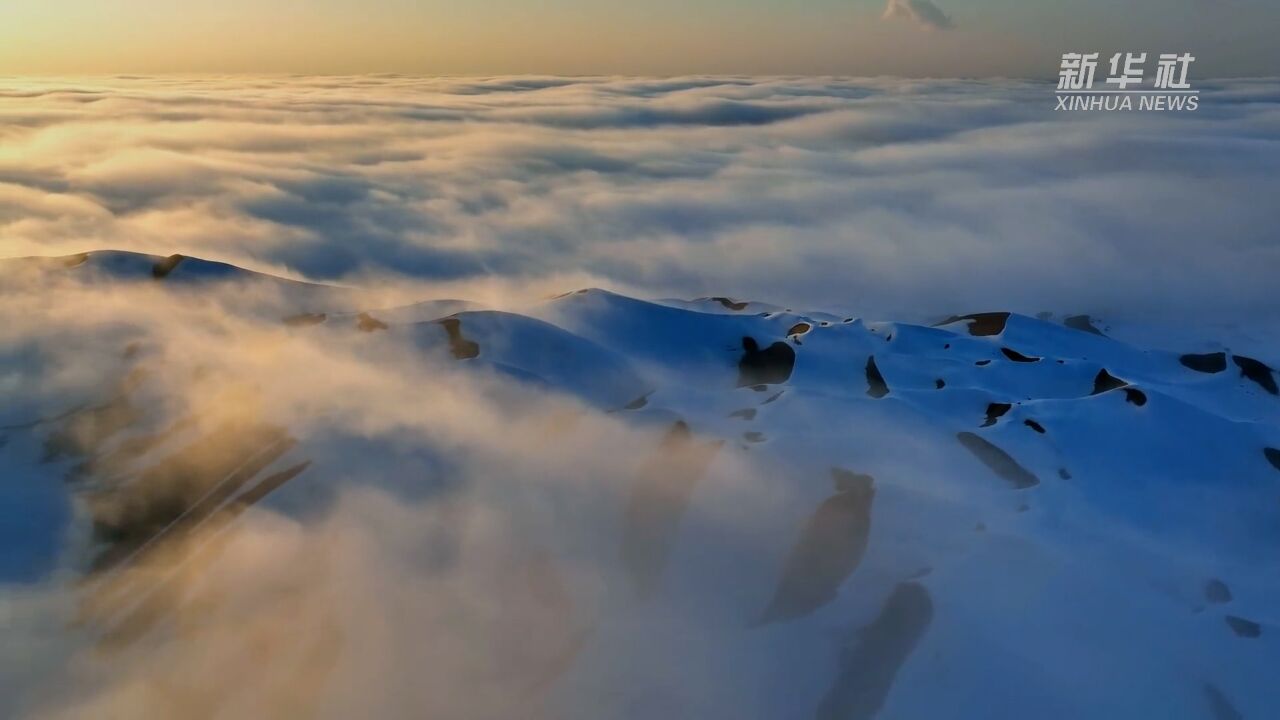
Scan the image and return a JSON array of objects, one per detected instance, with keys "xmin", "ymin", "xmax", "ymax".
[{"xmin": 0, "ymin": 251, "xmax": 1277, "ymax": 719}]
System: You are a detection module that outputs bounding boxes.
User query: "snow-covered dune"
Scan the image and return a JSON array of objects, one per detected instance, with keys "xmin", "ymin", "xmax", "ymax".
[
  {"xmin": 1, "ymin": 253, "xmax": 1277, "ymax": 719},
  {"xmin": 0, "ymin": 250, "xmax": 363, "ymax": 316}
]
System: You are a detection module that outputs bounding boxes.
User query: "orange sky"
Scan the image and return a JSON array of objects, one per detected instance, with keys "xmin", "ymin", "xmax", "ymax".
[{"xmin": 2, "ymin": 0, "xmax": 1275, "ymax": 77}]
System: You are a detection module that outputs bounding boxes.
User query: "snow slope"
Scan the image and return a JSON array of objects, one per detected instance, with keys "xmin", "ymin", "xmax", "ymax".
[{"xmin": 1, "ymin": 252, "xmax": 1278, "ymax": 719}]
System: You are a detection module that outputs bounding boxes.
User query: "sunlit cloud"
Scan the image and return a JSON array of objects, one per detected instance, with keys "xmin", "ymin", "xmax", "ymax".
[{"xmin": 2, "ymin": 76, "xmax": 1279, "ymax": 322}]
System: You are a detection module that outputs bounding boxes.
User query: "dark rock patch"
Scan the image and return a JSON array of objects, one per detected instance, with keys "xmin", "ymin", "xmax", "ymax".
[
  {"xmin": 233, "ymin": 460, "xmax": 312, "ymax": 512},
  {"xmin": 1091, "ymin": 369, "xmax": 1128, "ymax": 395},
  {"xmin": 982, "ymin": 402, "xmax": 1012, "ymax": 427},
  {"xmin": 865, "ymin": 356, "xmax": 889, "ymax": 399},
  {"xmin": 709, "ymin": 296, "xmax": 748, "ymax": 311},
  {"xmin": 936, "ymin": 312, "xmax": 1009, "ymax": 337},
  {"xmin": 788, "ymin": 322, "xmax": 812, "ymax": 336},
  {"xmin": 356, "ymin": 312, "xmax": 388, "ymax": 332},
  {"xmin": 68, "ymin": 417, "xmax": 195, "ymax": 484},
  {"xmin": 744, "ymin": 431, "xmax": 766, "ymax": 443},
  {"xmin": 843, "ymin": 318, "xmax": 854, "ymax": 324},
  {"xmin": 1205, "ymin": 579, "xmax": 1232, "ymax": 604},
  {"xmin": 1001, "ymin": 347, "xmax": 1041, "ymax": 363},
  {"xmin": 1123, "ymin": 388, "xmax": 1148, "ymax": 406},
  {"xmin": 820, "ymin": 321, "xmax": 831, "ymax": 327},
  {"xmin": 1234, "ymin": 355, "xmax": 1278, "ymax": 395},
  {"xmin": 624, "ymin": 393, "xmax": 651, "ymax": 410},
  {"xmin": 975, "ymin": 360, "xmax": 991, "ymax": 367},
  {"xmin": 95, "ymin": 457, "xmax": 310, "ymax": 649},
  {"xmin": 44, "ymin": 396, "xmax": 140, "ymax": 462},
  {"xmin": 737, "ymin": 337, "xmax": 795, "ymax": 387},
  {"xmin": 440, "ymin": 318, "xmax": 480, "ymax": 359},
  {"xmin": 729, "ymin": 408, "xmax": 757, "ymax": 421},
  {"xmin": 1180, "ymin": 352, "xmax": 1227, "ymax": 374},
  {"xmin": 956, "ymin": 432, "xmax": 1039, "ymax": 489},
  {"xmin": 1058, "ymin": 467, "xmax": 1072, "ymax": 480},
  {"xmin": 815, "ymin": 582, "xmax": 933, "ymax": 720},
  {"xmin": 84, "ymin": 435, "xmax": 311, "ymax": 650},
  {"xmin": 762, "ymin": 391, "xmax": 785, "ymax": 405},
  {"xmin": 86, "ymin": 423, "xmax": 297, "ymax": 575},
  {"xmin": 1064, "ymin": 314, "xmax": 1105, "ymax": 336},
  {"xmin": 1264, "ymin": 447, "xmax": 1280, "ymax": 472},
  {"xmin": 757, "ymin": 469, "xmax": 874, "ymax": 625},
  {"xmin": 935, "ymin": 379, "xmax": 945, "ymax": 389},
  {"xmin": 283, "ymin": 312, "xmax": 327, "ymax": 327},
  {"xmin": 1024, "ymin": 419, "xmax": 1045, "ymax": 434},
  {"xmin": 151, "ymin": 254, "xmax": 185, "ymax": 279},
  {"xmin": 831, "ymin": 467, "xmax": 874, "ymax": 492},
  {"xmin": 621, "ymin": 422, "xmax": 722, "ymax": 598},
  {"xmin": 1224, "ymin": 615, "xmax": 1261, "ymax": 638},
  {"xmin": 750, "ymin": 384, "xmax": 769, "ymax": 392},
  {"xmin": 1203, "ymin": 683, "xmax": 1243, "ymax": 720}
]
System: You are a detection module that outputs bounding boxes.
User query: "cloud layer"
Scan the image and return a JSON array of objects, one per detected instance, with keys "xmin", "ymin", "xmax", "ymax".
[{"xmin": 2, "ymin": 75, "xmax": 1279, "ymax": 322}]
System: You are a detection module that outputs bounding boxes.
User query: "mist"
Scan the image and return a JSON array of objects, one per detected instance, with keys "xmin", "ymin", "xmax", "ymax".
[{"xmin": 3, "ymin": 76, "xmax": 1279, "ymax": 322}]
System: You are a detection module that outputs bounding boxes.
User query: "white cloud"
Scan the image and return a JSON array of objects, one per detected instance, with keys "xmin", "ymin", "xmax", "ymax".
[{"xmin": 1, "ymin": 76, "xmax": 1279, "ymax": 323}]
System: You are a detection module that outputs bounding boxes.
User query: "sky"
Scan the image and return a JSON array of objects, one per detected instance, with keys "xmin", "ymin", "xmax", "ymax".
[{"xmin": 1, "ymin": 0, "xmax": 1277, "ymax": 77}]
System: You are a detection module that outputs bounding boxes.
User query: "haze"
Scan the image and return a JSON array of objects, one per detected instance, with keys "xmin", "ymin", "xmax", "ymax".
[{"xmin": 2, "ymin": 0, "xmax": 1277, "ymax": 77}]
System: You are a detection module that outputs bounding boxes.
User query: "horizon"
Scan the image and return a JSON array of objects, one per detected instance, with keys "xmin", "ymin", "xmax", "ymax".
[{"xmin": 5, "ymin": 71, "xmax": 1280, "ymax": 81}]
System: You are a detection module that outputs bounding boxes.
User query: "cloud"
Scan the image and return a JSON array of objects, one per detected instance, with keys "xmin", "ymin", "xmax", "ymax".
[
  {"xmin": 1, "ymin": 73, "xmax": 1279, "ymax": 715},
  {"xmin": 1, "ymin": 75, "xmax": 1279, "ymax": 324},
  {"xmin": 882, "ymin": 0, "xmax": 956, "ymax": 30},
  {"xmin": 0, "ymin": 274, "xmax": 833, "ymax": 719},
  {"xmin": 2, "ymin": 240, "xmax": 1274, "ymax": 717}
]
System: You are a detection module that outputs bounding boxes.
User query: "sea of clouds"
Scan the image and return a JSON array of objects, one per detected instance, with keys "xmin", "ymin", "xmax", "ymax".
[
  {"xmin": 2, "ymin": 75, "xmax": 1279, "ymax": 321},
  {"xmin": 3, "ymin": 74, "xmax": 1280, "ymax": 719}
]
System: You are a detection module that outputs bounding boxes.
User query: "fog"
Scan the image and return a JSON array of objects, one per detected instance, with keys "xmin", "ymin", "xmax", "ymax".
[{"xmin": 3, "ymin": 76, "xmax": 1278, "ymax": 322}]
